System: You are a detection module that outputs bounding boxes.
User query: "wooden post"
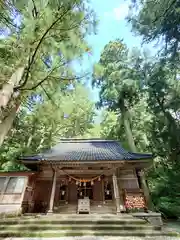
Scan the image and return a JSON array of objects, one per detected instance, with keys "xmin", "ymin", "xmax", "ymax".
[
  {"xmin": 20, "ymin": 177, "xmax": 28, "ymax": 203},
  {"xmin": 112, "ymin": 172, "xmax": 124, "ymax": 214},
  {"xmin": 102, "ymin": 179, "xmax": 105, "ymax": 204},
  {"xmin": 66, "ymin": 184, "xmax": 68, "ymax": 204},
  {"xmin": 48, "ymin": 168, "xmax": 57, "ymax": 213}
]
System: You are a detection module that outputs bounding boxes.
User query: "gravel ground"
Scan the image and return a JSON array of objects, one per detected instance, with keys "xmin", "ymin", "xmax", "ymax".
[{"xmin": 3, "ymin": 237, "xmax": 180, "ymax": 240}]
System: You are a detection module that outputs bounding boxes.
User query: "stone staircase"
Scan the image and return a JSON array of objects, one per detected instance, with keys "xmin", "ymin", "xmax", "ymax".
[{"xmin": 0, "ymin": 214, "xmax": 179, "ymax": 238}]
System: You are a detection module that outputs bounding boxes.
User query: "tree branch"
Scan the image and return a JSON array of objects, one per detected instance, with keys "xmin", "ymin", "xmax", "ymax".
[
  {"xmin": 153, "ymin": 0, "xmax": 176, "ymax": 23},
  {"xmin": 40, "ymin": 85, "xmax": 58, "ymax": 108},
  {"xmin": 0, "ymin": 1, "xmax": 23, "ymax": 29},
  {"xmin": 51, "ymin": 72, "xmax": 90, "ymax": 82},
  {"xmin": 21, "ymin": 62, "xmax": 66, "ymax": 91},
  {"xmin": 59, "ymin": 16, "xmax": 87, "ymax": 32},
  {"xmin": 24, "ymin": 71, "xmax": 90, "ymax": 91},
  {"xmin": 31, "ymin": 0, "xmax": 38, "ymax": 18},
  {"xmin": 31, "ymin": 34, "xmax": 70, "ymax": 45},
  {"xmin": 16, "ymin": 4, "xmax": 73, "ymax": 89}
]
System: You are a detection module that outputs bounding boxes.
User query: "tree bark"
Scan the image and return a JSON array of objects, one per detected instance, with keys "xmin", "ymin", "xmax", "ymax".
[
  {"xmin": 0, "ymin": 67, "xmax": 25, "ymax": 146},
  {"xmin": 123, "ymin": 110, "xmax": 137, "ymax": 152},
  {"xmin": 120, "ymin": 100, "xmax": 137, "ymax": 152},
  {"xmin": 0, "ymin": 67, "xmax": 24, "ymax": 110},
  {"xmin": 26, "ymin": 135, "xmax": 33, "ymax": 148},
  {"xmin": 0, "ymin": 105, "xmax": 17, "ymax": 146},
  {"xmin": 36, "ymin": 137, "xmax": 44, "ymax": 151},
  {"xmin": 119, "ymin": 100, "xmax": 153, "ymax": 211}
]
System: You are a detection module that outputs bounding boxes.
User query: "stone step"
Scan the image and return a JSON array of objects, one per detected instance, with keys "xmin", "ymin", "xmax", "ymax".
[
  {"xmin": 1, "ymin": 237, "xmax": 178, "ymax": 240},
  {"xmin": 0, "ymin": 224, "xmax": 162, "ymax": 231},
  {"xmin": 1, "ymin": 214, "xmax": 179, "ymax": 238},
  {"xmin": 37, "ymin": 214, "xmax": 143, "ymax": 220},
  {"xmin": 17, "ymin": 213, "xmax": 132, "ymax": 218},
  {"xmin": 0, "ymin": 218, "xmax": 147, "ymax": 225},
  {"xmin": 0, "ymin": 229, "xmax": 177, "ymax": 238}
]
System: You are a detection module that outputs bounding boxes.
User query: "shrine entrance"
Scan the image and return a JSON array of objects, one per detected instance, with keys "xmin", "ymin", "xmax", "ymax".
[{"xmin": 77, "ymin": 182, "xmax": 93, "ymax": 199}]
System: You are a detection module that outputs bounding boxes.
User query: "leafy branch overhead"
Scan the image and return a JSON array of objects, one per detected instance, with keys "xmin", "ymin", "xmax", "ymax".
[
  {"xmin": 0, "ymin": 83, "xmax": 96, "ymax": 171},
  {"xmin": 0, "ymin": 0, "xmax": 96, "ymax": 146}
]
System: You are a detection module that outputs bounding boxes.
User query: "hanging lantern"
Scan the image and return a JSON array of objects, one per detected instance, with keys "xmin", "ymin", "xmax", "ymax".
[
  {"xmin": 62, "ymin": 190, "xmax": 65, "ymax": 196},
  {"xmin": 79, "ymin": 182, "xmax": 82, "ymax": 186},
  {"xmin": 76, "ymin": 181, "xmax": 79, "ymax": 185},
  {"xmin": 98, "ymin": 176, "xmax": 101, "ymax": 181},
  {"xmin": 91, "ymin": 180, "xmax": 94, "ymax": 186},
  {"xmin": 83, "ymin": 182, "xmax": 86, "ymax": 187}
]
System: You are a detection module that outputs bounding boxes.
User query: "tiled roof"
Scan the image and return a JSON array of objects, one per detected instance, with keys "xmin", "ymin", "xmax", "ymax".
[{"xmin": 21, "ymin": 139, "xmax": 153, "ymax": 162}]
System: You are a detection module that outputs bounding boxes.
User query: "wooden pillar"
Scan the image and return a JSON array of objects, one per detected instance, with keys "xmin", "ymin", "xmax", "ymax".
[
  {"xmin": 102, "ymin": 179, "xmax": 105, "ymax": 204},
  {"xmin": 112, "ymin": 172, "xmax": 123, "ymax": 214},
  {"xmin": 48, "ymin": 168, "xmax": 57, "ymax": 213},
  {"xmin": 66, "ymin": 184, "xmax": 68, "ymax": 204},
  {"xmin": 20, "ymin": 177, "xmax": 28, "ymax": 203}
]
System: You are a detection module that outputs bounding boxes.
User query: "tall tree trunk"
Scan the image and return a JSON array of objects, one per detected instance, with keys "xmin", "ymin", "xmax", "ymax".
[
  {"xmin": 123, "ymin": 110, "xmax": 137, "ymax": 152},
  {"xmin": 143, "ymin": 133, "xmax": 149, "ymax": 146},
  {"xmin": 37, "ymin": 138, "xmax": 44, "ymax": 151},
  {"xmin": 0, "ymin": 105, "xmax": 17, "ymax": 146},
  {"xmin": 26, "ymin": 118, "xmax": 38, "ymax": 148},
  {"xmin": 120, "ymin": 100, "xmax": 137, "ymax": 152},
  {"xmin": 0, "ymin": 67, "xmax": 24, "ymax": 109},
  {"xmin": 120, "ymin": 100, "xmax": 153, "ymax": 210},
  {"xmin": 26, "ymin": 135, "xmax": 33, "ymax": 148},
  {"xmin": 0, "ymin": 67, "xmax": 25, "ymax": 146}
]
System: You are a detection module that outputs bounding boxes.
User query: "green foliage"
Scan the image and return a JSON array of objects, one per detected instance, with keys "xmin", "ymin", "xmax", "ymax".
[
  {"xmin": 128, "ymin": 0, "xmax": 180, "ymax": 61},
  {"xmin": 94, "ymin": 36, "xmax": 180, "ymax": 218},
  {"xmin": 148, "ymin": 162, "xmax": 180, "ymax": 218},
  {"xmin": 100, "ymin": 110, "xmax": 119, "ymax": 139},
  {"xmin": 0, "ymin": 0, "xmax": 96, "ymax": 87},
  {"xmin": 93, "ymin": 40, "xmax": 149, "ymax": 151},
  {"xmin": 0, "ymin": 0, "xmax": 97, "ymax": 147},
  {"xmin": 93, "ymin": 40, "xmax": 141, "ymax": 110},
  {"xmin": 0, "ymin": 83, "xmax": 96, "ymax": 171}
]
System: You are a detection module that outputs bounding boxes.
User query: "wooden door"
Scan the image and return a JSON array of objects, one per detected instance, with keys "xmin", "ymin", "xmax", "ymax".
[
  {"xmin": 93, "ymin": 181, "xmax": 103, "ymax": 202},
  {"xmin": 68, "ymin": 181, "xmax": 77, "ymax": 203}
]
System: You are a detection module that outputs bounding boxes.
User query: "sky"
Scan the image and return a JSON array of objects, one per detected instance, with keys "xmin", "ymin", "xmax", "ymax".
[
  {"xmin": 88, "ymin": 0, "xmax": 143, "ymax": 62},
  {"xmin": 74, "ymin": 0, "xmax": 159, "ymax": 123},
  {"xmin": 76, "ymin": 0, "xmax": 155, "ymax": 103}
]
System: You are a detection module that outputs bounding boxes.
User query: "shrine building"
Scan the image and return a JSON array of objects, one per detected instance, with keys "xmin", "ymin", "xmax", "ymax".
[{"xmin": 0, "ymin": 139, "xmax": 153, "ymax": 215}]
